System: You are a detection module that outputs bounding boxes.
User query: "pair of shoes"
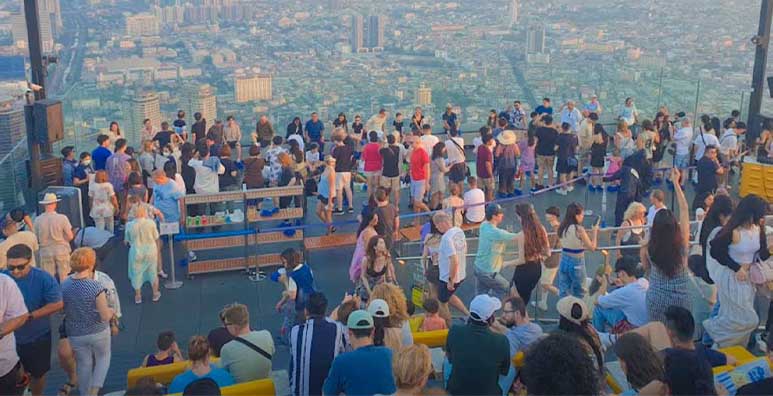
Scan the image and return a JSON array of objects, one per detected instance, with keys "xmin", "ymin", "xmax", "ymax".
[
  {"xmin": 158, "ymin": 271, "xmax": 168, "ymax": 279},
  {"xmin": 152, "ymin": 292, "xmax": 161, "ymax": 302},
  {"xmin": 333, "ymin": 208, "xmax": 344, "ymax": 215}
]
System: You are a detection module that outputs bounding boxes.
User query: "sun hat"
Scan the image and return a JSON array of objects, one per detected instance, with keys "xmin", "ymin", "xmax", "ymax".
[
  {"xmin": 367, "ymin": 298, "xmax": 390, "ymax": 318},
  {"xmin": 497, "ymin": 130, "xmax": 516, "ymax": 145},
  {"xmin": 38, "ymin": 193, "xmax": 60, "ymax": 205},
  {"xmin": 347, "ymin": 310, "xmax": 375, "ymax": 329}
]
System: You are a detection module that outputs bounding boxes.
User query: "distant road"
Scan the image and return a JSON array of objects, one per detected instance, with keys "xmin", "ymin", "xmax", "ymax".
[
  {"xmin": 505, "ymin": 53, "xmax": 538, "ymax": 108},
  {"xmin": 49, "ymin": 9, "xmax": 86, "ymax": 96}
]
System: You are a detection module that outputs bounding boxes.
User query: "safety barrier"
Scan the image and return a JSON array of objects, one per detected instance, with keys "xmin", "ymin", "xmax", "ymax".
[
  {"xmin": 126, "ymin": 358, "xmax": 220, "ymax": 388},
  {"xmin": 167, "ymin": 379, "xmax": 275, "ymax": 396}
]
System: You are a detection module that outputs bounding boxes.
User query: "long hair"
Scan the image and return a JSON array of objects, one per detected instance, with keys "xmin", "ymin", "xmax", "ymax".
[
  {"xmin": 647, "ymin": 209, "xmax": 684, "ymax": 277},
  {"xmin": 558, "ymin": 202, "xmax": 583, "ymax": 239},
  {"xmin": 558, "ymin": 316, "xmax": 604, "ymax": 375},
  {"xmin": 717, "ymin": 194, "xmax": 767, "ymax": 241},
  {"xmin": 109, "ymin": 121, "xmax": 121, "ymax": 135},
  {"xmin": 516, "ymin": 203, "xmax": 548, "ymax": 259},
  {"xmin": 288, "ymin": 140, "xmax": 304, "ymax": 163},
  {"xmin": 357, "ymin": 210, "xmax": 378, "ymax": 237},
  {"xmin": 365, "ymin": 236, "xmax": 387, "ymax": 267},
  {"xmin": 700, "ymin": 194, "xmax": 734, "ymax": 249},
  {"xmin": 431, "ymin": 141, "xmax": 445, "ymax": 160},
  {"xmin": 711, "ymin": 117, "xmax": 721, "ymax": 135},
  {"xmin": 280, "ymin": 248, "xmax": 301, "ymax": 271},
  {"xmin": 614, "ymin": 333, "xmax": 664, "ymax": 390}
]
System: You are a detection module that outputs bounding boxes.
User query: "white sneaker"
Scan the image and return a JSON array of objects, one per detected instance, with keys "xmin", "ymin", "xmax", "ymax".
[
  {"xmin": 556, "ymin": 188, "xmax": 568, "ymax": 196},
  {"xmin": 567, "ymin": 185, "xmax": 575, "ymax": 192}
]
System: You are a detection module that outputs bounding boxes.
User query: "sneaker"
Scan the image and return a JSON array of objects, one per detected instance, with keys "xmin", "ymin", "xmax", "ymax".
[
  {"xmin": 333, "ymin": 208, "xmax": 345, "ymax": 215},
  {"xmin": 567, "ymin": 185, "xmax": 575, "ymax": 192},
  {"xmin": 347, "ymin": 207, "xmax": 354, "ymax": 214},
  {"xmin": 556, "ymin": 188, "xmax": 568, "ymax": 196}
]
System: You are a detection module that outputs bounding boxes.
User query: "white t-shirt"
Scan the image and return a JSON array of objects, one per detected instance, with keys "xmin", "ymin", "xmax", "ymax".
[
  {"xmin": 463, "ymin": 188, "xmax": 485, "ymax": 223},
  {"xmin": 0, "ymin": 273, "xmax": 28, "ymax": 376},
  {"xmin": 0, "ymin": 231, "xmax": 39, "ymax": 269},
  {"xmin": 692, "ymin": 132, "xmax": 720, "ymax": 160},
  {"xmin": 445, "ymin": 137, "xmax": 465, "ymax": 165},
  {"xmin": 439, "ymin": 227, "xmax": 467, "ymax": 283},
  {"xmin": 646, "ymin": 205, "xmax": 665, "ymax": 227},
  {"xmin": 420, "ymin": 135, "xmax": 440, "ymax": 156},
  {"xmin": 673, "ymin": 127, "xmax": 693, "ymax": 156},
  {"xmin": 719, "ymin": 129, "xmax": 738, "ymax": 156},
  {"xmin": 188, "ymin": 158, "xmax": 225, "ymax": 194}
]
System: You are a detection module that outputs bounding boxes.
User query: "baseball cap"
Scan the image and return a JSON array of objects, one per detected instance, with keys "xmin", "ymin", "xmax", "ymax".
[
  {"xmin": 469, "ymin": 294, "xmax": 502, "ymax": 322},
  {"xmin": 485, "ymin": 203, "xmax": 504, "ymax": 220},
  {"xmin": 347, "ymin": 310, "xmax": 374, "ymax": 329},
  {"xmin": 556, "ymin": 296, "xmax": 589, "ymax": 326},
  {"xmin": 367, "ymin": 299, "xmax": 390, "ymax": 318}
]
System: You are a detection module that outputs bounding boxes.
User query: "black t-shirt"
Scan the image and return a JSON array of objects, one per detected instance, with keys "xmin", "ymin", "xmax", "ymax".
[
  {"xmin": 192, "ymin": 120, "xmax": 207, "ymax": 143},
  {"xmin": 352, "ymin": 122, "xmax": 364, "ymax": 137},
  {"xmin": 556, "ymin": 133, "xmax": 578, "ymax": 160},
  {"xmin": 154, "ymin": 130, "xmax": 175, "ymax": 148},
  {"xmin": 696, "ymin": 157, "xmax": 719, "ymax": 194},
  {"xmin": 279, "ymin": 166, "xmax": 294, "ymax": 187},
  {"xmin": 380, "ymin": 145, "xmax": 400, "ymax": 177},
  {"xmin": 218, "ymin": 158, "xmax": 238, "ymax": 188},
  {"xmin": 535, "ymin": 126, "xmax": 558, "ymax": 156},
  {"xmin": 393, "ymin": 120, "xmax": 404, "ymax": 134},
  {"xmin": 333, "ymin": 144, "xmax": 354, "ymax": 172}
]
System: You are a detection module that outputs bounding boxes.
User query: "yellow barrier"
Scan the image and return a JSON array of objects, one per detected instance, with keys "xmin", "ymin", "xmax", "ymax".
[
  {"xmin": 412, "ymin": 329, "xmax": 448, "ymax": 348},
  {"xmin": 167, "ymin": 378, "xmax": 275, "ymax": 396},
  {"xmin": 126, "ymin": 358, "xmax": 220, "ymax": 389}
]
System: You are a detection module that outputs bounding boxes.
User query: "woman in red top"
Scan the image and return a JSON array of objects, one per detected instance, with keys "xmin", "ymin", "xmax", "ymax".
[{"xmin": 362, "ymin": 131, "xmax": 383, "ymax": 198}]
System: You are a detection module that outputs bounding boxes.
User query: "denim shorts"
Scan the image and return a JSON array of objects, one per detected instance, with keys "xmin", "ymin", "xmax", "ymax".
[
  {"xmin": 675, "ymin": 153, "xmax": 690, "ymax": 169},
  {"xmin": 558, "ymin": 253, "xmax": 587, "ymax": 298}
]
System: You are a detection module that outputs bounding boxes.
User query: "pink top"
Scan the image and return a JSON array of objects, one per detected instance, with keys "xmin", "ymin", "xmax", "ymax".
[{"xmin": 362, "ymin": 143, "xmax": 383, "ymax": 172}]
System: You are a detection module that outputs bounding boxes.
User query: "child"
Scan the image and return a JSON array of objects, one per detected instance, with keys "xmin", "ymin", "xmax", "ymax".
[
  {"xmin": 419, "ymin": 298, "xmax": 447, "ymax": 332},
  {"xmin": 305, "ymin": 142, "xmax": 321, "ymax": 173},
  {"xmin": 142, "ymin": 331, "xmax": 183, "ymax": 367},
  {"xmin": 518, "ymin": 131, "xmax": 537, "ymax": 193},
  {"xmin": 126, "ymin": 205, "xmax": 161, "ymax": 304}
]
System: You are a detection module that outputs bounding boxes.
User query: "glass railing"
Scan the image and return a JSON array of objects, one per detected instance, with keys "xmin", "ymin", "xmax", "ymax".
[{"xmin": 0, "ymin": 137, "xmax": 31, "ymax": 213}]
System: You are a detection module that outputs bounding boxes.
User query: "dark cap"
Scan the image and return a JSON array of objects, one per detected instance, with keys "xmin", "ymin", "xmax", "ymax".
[{"xmin": 485, "ymin": 203, "xmax": 504, "ymax": 220}]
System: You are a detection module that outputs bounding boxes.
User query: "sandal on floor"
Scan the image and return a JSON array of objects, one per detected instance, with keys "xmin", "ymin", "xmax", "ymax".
[
  {"xmin": 152, "ymin": 292, "xmax": 161, "ymax": 302},
  {"xmin": 58, "ymin": 382, "xmax": 76, "ymax": 396}
]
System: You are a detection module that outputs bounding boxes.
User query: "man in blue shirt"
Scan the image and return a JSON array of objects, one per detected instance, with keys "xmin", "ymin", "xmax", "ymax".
[
  {"xmin": 61, "ymin": 146, "xmax": 77, "ymax": 187},
  {"xmin": 442, "ymin": 105, "xmax": 459, "ymax": 134},
  {"xmin": 4, "ymin": 244, "xmax": 63, "ymax": 396},
  {"xmin": 91, "ymin": 135, "xmax": 112, "ymax": 171},
  {"xmin": 534, "ymin": 97, "xmax": 553, "ymax": 117},
  {"xmin": 152, "ymin": 169, "xmax": 184, "ymax": 223},
  {"xmin": 304, "ymin": 112, "xmax": 325, "ymax": 152},
  {"xmin": 322, "ymin": 310, "xmax": 395, "ymax": 395}
]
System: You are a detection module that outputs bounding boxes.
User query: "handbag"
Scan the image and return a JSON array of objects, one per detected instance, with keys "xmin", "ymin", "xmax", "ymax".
[{"xmin": 750, "ymin": 256, "xmax": 773, "ymax": 285}]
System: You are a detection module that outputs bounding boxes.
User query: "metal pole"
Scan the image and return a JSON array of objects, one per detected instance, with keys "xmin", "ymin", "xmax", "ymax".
[
  {"xmin": 693, "ymin": 79, "xmax": 701, "ymax": 127},
  {"xmin": 748, "ymin": 0, "xmax": 773, "ymax": 135},
  {"xmin": 165, "ymin": 235, "xmax": 183, "ymax": 289},
  {"xmin": 23, "ymin": 0, "xmax": 45, "ymax": 196}
]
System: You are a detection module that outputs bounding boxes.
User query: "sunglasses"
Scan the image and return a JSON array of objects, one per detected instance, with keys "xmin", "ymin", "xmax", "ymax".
[{"xmin": 7, "ymin": 261, "xmax": 29, "ymax": 272}]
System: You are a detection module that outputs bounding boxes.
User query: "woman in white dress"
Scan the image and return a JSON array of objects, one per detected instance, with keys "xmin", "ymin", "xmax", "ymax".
[{"xmin": 704, "ymin": 194, "xmax": 769, "ymax": 347}]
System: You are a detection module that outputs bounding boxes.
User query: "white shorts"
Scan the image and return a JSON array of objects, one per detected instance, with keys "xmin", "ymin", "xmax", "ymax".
[{"xmin": 335, "ymin": 172, "xmax": 352, "ymax": 190}]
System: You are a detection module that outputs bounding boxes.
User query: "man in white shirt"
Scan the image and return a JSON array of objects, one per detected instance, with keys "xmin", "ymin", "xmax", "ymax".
[
  {"xmin": 672, "ymin": 118, "xmax": 694, "ymax": 185},
  {"xmin": 719, "ymin": 124, "xmax": 739, "ymax": 161},
  {"xmin": 420, "ymin": 124, "xmax": 439, "ymax": 155},
  {"xmin": 0, "ymin": 273, "xmax": 29, "ymax": 396},
  {"xmin": 692, "ymin": 125, "xmax": 720, "ymax": 161},
  {"xmin": 0, "ymin": 219, "xmax": 38, "ymax": 270},
  {"xmin": 646, "ymin": 189, "xmax": 667, "ymax": 228},
  {"xmin": 559, "ymin": 101, "xmax": 583, "ymax": 133},
  {"xmin": 188, "ymin": 142, "xmax": 226, "ymax": 194},
  {"xmin": 463, "ymin": 177, "xmax": 485, "ymax": 224},
  {"xmin": 434, "ymin": 212, "xmax": 470, "ymax": 325},
  {"xmin": 592, "ymin": 257, "xmax": 649, "ymax": 331}
]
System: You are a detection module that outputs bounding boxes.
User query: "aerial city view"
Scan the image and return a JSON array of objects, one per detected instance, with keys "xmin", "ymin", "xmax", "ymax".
[{"xmin": 2, "ymin": 0, "xmax": 773, "ymax": 395}]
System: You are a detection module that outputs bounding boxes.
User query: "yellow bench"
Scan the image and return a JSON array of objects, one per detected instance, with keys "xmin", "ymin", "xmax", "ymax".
[
  {"xmin": 168, "ymin": 378, "xmax": 275, "ymax": 396},
  {"xmin": 126, "ymin": 358, "xmax": 220, "ymax": 389},
  {"xmin": 412, "ymin": 329, "xmax": 526, "ymax": 368}
]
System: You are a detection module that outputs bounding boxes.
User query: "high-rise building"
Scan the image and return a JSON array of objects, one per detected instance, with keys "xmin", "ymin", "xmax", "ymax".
[
  {"xmin": 508, "ymin": 0, "xmax": 518, "ymax": 27},
  {"xmin": 11, "ymin": 3, "xmax": 55, "ymax": 53},
  {"xmin": 125, "ymin": 13, "xmax": 160, "ymax": 37},
  {"xmin": 367, "ymin": 15, "xmax": 384, "ymax": 50},
  {"xmin": 125, "ymin": 91, "xmax": 161, "ymax": 147},
  {"xmin": 0, "ymin": 99, "xmax": 28, "ymax": 210},
  {"xmin": 350, "ymin": 15, "xmax": 364, "ymax": 53},
  {"xmin": 234, "ymin": 74, "xmax": 272, "ymax": 103},
  {"xmin": 185, "ymin": 84, "xmax": 217, "ymax": 125},
  {"xmin": 527, "ymin": 24, "xmax": 546, "ymax": 54},
  {"xmin": 416, "ymin": 83, "xmax": 432, "ymax": 106},
  {"xmin": 41, "ymin": 0, "xmax": 62, "ymax": 34}
]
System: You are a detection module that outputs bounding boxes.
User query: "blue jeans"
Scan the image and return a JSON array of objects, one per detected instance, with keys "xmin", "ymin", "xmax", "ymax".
[
  {"xmin": 558, "ymin": 254, "xmax": 587, "ymax": 298},
  {"xmin": 592, "ymin": 305, "xmax": 627, "ymax": 332}
]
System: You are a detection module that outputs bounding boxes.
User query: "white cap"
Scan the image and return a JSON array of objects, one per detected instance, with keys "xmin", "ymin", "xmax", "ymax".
[
  {"xmin": 367, "ymin": 298, "xmax": 390, "ymax": 318},
  {"xmin": 469, "ymin": 294, "xmax": 502, "ymax": 322}
]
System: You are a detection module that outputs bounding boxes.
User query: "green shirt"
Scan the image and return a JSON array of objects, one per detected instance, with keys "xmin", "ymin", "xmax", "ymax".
[
  {"xmin": 219, "ymin": 330, "xmax": 275, "ymax": 383},
  {"xmin": 474, "ymin": 221, "xmax": 518, "ymax": 274},
  {"xmin": 446, "ymin": 321, "xmax": 511, "ymax": 396}
]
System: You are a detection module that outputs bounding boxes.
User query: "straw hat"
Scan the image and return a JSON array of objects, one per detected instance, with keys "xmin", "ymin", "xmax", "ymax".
[
  {"xmin": 38, "ymin": 193, "xmax": 60, "ymax": 205},
  {"xmin": 497, "ymin": 130, "xmax": 517, "ymax": 145}
]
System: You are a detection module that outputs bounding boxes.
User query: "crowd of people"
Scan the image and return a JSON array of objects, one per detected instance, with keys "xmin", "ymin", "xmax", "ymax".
[{"xmin": 1, "ymin": 98, "xmax": 772, "ymax": 396}]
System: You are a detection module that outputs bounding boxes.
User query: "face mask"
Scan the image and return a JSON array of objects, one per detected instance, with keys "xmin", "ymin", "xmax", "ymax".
[
  {"xmin": 82, "ymin": 159, "xmax": 91, "ymax": 166},
  {"xmin": 163, "ymin": 151, "xmax": 171, "ymax": 156}
]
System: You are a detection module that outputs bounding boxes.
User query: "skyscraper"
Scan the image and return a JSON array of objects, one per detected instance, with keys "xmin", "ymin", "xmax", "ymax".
[
  {"xmin": 0, "ymin": 99, "xmax": 28, "ymax": 210},
  {"xmin": 0, "ymin": 99, "xmax": 25, "ymax": 158},
  {"xmin": 41, "ymin": 0, "xmax": 62, "ymax": 34},
  {"xmin": 416, "ymin": 83, "xmax": 432, "ymax": 106},
  {"xmin": 508, "ymin": 0, "xmax": 518, "ymax": 27},
  {"xmin": 185, "ymin": 84, "xmax": 217, "ymax": 125},
  {"xmin": 125, "ymin": 91, "xmax": 161, "ymax": 147},
  {"xmin": 125, "ymin": 13, "xmax": 160, "ymax": 37},
  {"xmin": 367, "ymin": 15, "xmax": 384, "ymax": 50},
  {"xmin": 11, "ymin": 3, "xmax": 55, "ymax": 53},
  {"xmin": 350, "ymin": 15, "xmax": 364, "ymax": 53},
  {"xmin": 527, "ymin": 24, "xmax": 546, "ymax": 54},
  {"xmin": 234, "ymin": 74, "xmax": 272, "ymax": 103}
]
